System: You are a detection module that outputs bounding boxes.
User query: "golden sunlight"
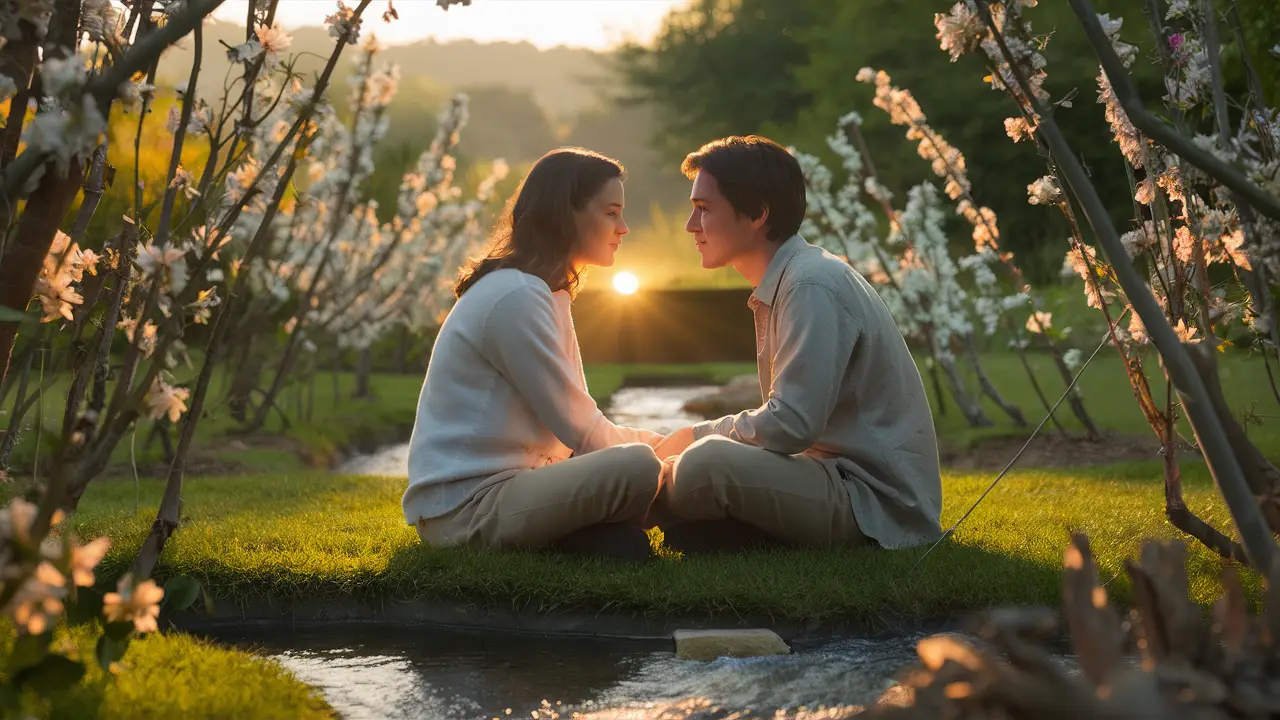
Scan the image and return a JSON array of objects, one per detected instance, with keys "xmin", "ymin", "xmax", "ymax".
[{"xmin": 612, "ymin": 271, "xmax": 640, "ymax": 295}]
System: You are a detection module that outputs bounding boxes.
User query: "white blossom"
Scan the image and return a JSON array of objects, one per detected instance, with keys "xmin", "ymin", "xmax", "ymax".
[
  {"xmin": 256, "ymin": 23, "xmax": 292, "ymax": 55},
  {"xmin": 1062, "ymin": 348, "xmax": 1084, "ymax": 372},
  {"xmin": 143, "ymin": 376, "xmax": 189, "ymax": 422},
  {"xmin": 227, "ymin": 39, "xmax": 264, "ymax": 64},
  {"xmin": 1026, "ymin": 175, "xmax": 1061, "ymax": 205},
  {"xmin": 1004, "ymin": 117, "xmax": 1035, "ymax": 143},
  {"xmin": 935, "ymin": 1, "xmax": 985, "ymax": 62},
  {"xmin": 325, "ymin": 0, "xmax": 363, "ymax": 44}
]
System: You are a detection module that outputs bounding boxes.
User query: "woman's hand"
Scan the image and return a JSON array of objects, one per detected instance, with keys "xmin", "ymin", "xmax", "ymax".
[{"xmin": 654, "ymin": 426, "xmax": 695, "ymax": 460}]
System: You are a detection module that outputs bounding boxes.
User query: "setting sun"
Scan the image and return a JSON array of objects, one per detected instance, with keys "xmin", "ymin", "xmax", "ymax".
[{"xmin": 612, "ymin": 271, "xmax": 640, "ymax": 295}]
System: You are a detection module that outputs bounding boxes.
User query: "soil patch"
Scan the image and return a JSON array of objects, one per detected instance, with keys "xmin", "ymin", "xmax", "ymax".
[
  {"xmin": 96, "ymin": 434, "xmax": 309, "ymax": 480},
  {"xmin": 940, "ymin": 431, "xmax": 1167, "ymax": 470}
]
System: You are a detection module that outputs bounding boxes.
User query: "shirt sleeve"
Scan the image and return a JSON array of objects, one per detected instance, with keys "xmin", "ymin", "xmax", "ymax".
[
  {"xmin": 692, "ymin": 282, "xmax": 859, "ymax": 454},
  {"xmin": 483, "ymin": 284, "xmax": 663, "ymax": 454}
]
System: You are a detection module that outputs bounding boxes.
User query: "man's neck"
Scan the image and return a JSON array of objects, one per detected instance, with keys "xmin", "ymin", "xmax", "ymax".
[{"xmin": 733, "ymin": 240, "xmax": 782, "ymax": 288}]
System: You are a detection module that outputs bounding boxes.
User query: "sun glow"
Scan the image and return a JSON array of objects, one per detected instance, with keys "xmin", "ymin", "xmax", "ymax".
[{"xmin": 612, "ymin": 271, "xmax": 640, "ymax": 295}]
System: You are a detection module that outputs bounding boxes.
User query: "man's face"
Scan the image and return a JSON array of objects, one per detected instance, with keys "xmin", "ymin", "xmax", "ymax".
[{"xmin": 684, "ymin": 170, "xmax": 762, "ymax": 270}]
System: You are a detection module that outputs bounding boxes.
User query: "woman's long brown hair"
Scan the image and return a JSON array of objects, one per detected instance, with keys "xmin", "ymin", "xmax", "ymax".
[{"xmin": 454, "ymin": 147, "xmax": 625, "ymax": 298}]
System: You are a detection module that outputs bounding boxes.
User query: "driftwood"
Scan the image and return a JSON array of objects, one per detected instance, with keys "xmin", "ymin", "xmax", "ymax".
[{"xmin": 864, "ymin": 534, "xmax": 1280, "ymax": 718}]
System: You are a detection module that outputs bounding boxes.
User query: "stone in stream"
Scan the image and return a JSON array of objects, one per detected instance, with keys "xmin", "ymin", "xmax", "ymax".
[
  {"xmin": 680, "ymin": 375, "xmax": 761, "ymax": 419},
  {"xmin": 673, "ymin": 629, "xmax": 790, "ymax": 661}
]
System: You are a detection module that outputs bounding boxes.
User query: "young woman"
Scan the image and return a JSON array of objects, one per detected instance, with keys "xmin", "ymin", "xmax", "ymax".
[{"xmin": 402, "ymin": 148, "xmax": 664, "ymax": 559}]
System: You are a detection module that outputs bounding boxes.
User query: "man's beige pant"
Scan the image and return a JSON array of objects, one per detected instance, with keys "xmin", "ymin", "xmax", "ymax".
[
  {"xmin": 416, "ymin": 443, "xmax": 662, "ymax": 550},
  {"xmin": 659, "ymin": 436, "xmax": 866, "ymax": 548}
]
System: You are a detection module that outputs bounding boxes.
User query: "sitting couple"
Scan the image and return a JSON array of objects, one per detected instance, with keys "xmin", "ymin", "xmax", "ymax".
[{"xmin": 401, "ymin": 136, "xmax": 943, "ymax": 559}]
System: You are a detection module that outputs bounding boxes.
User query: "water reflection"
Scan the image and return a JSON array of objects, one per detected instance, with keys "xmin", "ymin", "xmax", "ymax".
[
  {"xmin": 202, "ymin": 626, "xmax": 928, "ymax": 719},
  {"xmin": 335, "ymin": 385, "xmax": 717, "ymax": 477},
  {"xmin": 603, "ymin": 385, "xmax": 719, "ymax": 436},
  {"xmin": 293, "ymin": 385, "xmax": 937, "ymax": 718}
]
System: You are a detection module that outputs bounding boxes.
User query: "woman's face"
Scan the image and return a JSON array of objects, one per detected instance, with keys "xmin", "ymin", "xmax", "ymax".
[{"xmin": 571, "ymin": 177, "xmax": 629, "ymax": 269}]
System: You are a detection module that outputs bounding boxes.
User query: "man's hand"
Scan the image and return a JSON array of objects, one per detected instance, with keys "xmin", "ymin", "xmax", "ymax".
[{"xmin": 654, "ymin": 426, "xmax": 696, "ymax": 460}]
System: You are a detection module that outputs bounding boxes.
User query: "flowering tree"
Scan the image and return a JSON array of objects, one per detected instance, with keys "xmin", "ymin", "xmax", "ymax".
[
  {"xmin": 794, "ymin": 117, "xmax": 1004, "ymax": 428},
  {"xmin": 859, "ymin": 66, "xmax": 1102, "ymax": 438},
  {"xmin": 933, "ymin": 0, "xmax": 1280, "ymax": 569},
  {"xmin": 794, "ymin": 100, "xmax": 1095, "ymax": 433},
  {"xmin": 0, "ymin": 0, "xmax": 475, "ymax": 698},
  {"xmin": 230, "ymin": 43, "xmax": 504, "ymax": 427}
]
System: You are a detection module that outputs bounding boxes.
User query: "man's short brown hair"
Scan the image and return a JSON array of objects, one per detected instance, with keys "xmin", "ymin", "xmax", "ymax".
[{"xmin": 681, "ymin": 135, "xmax": 807, "ymax": 242}]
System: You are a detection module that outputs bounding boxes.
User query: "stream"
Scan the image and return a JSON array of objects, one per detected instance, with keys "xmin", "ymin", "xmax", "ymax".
[
  {"xmin": 335, "ymin": 385, "xmax": 720, "ymax": 477},
  {"xmin": 206, "ymin": 625, "xmax": 925, "ymax": 719},
  {"xmin": 226, "ymin": 384, "xmax": 943, "ymax": 717}
]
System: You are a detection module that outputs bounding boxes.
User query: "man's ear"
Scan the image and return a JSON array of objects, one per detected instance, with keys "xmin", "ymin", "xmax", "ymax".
[{"xmin": 750, "ymin": 205, "xmax": 770, "ymax": 232}]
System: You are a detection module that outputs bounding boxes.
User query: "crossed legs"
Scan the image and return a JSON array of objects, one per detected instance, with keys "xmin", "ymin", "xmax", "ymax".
[
  {"xmin": 657, "ymin": 435, "xmax": 866, "ymax": 548},
  {"xmin": 416, "ymin": 443, "xmax": 662, "ymax": 551}
]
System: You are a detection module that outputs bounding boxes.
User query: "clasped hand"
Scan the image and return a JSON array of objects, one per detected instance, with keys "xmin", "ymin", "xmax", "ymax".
[{"xmin": 653, "ymin": 426, "xmax": 695, "ymax": 461}]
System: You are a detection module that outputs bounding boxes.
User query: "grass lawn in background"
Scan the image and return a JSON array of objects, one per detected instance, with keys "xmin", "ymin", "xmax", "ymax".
[
  {"xmin": 0, "ymin": 623, "xmax": 333, "ymax": 719},
  {"xmin": 66, "ymin": 461, "xmax": 1259, "ymax": 631},
  {"xmin": 923, "ymin": 348, "xmax": 1279, "ymax": 453},
  {"xmin": 4, "ymin": 362, "xmax": 754, "ymax": 478}
]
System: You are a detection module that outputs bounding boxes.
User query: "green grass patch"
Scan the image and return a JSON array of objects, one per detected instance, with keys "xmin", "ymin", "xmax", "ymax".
[
  {"xmin": 583, "ymin": 362, "xmax": 756, "ymax": 405},
  {"xmin": 67, "ymin": 461, "xmax": 1259, "ymax": 630},
  {"xmin": 0, "ymin": 623, "xmax": 332, "ymax": 719},
  {"xmin": 7, "ymin": 362, "xmax": 756, "ymax": 477},
  {"xmin": 912, "ymin": 349, "xmax": 1277, "ymax": 452}
]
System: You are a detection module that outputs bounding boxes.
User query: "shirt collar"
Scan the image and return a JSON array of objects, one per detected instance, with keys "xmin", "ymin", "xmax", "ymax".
[{"xmin": 749, "ymin": 234, "xmax": 806, "ymax": 308}]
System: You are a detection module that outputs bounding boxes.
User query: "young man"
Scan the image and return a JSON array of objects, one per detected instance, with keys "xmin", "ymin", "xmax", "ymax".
[{"xmin": 652, "ymin": 135, "xmax": 943, "ymax": 551}]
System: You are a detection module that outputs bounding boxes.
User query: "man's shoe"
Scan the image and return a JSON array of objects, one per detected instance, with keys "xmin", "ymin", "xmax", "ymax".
[
  {"xmin": 658, "ymin": 519, "xmax": 785, "ymax": 555},
  {"xmin": 546, "ymin": 523, "xmax": 653, "ymax": 562}
]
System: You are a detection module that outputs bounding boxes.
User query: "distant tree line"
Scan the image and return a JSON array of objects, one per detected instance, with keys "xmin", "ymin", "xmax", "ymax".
[{"xmin": 612, "ymin": 0, "xmax": 1279, "ymax": 283}]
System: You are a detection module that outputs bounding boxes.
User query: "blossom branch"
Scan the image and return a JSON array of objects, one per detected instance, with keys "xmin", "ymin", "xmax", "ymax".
[
  {"xmin": 976, "ymin": 0, "xmax": 1277, "ymax": 571},
  {"xmin": 1067, "ymin": 0, "xmax": 1280, "ymax": 220}
]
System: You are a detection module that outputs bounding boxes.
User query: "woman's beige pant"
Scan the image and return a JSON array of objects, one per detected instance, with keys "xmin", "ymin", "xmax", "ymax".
[{"xmin": 415, "ymin": 443, "xmax": 663, "ymax": 550}]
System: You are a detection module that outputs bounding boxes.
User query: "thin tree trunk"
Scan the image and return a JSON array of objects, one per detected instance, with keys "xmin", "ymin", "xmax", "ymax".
[
  {"xmin": 59, "ymin": 230, "xmax": 137, "ymax": 509},
  {"xmin": 927, "ymin": 355, "xmax": 948, "ymax": 418},
  {"xmin": 306, "ymin": 364, "xmax": 315, "ymax": 423},
  {"xmin": 225, "ymin": 331, "xmax": 262, "ymax": 422},
  {"xmin": 0, "ymin": 160, "xmax": 89, "ymax": 390},
  {"xmin": 0, "ymin": 23, "xmax": 38, "ymax": 171},
  {"xmin": 332, "ymin": 346, "xmax": 342, "ymax": 406},
  {"xmin": 936, "ymin": 342, "xmax": 993, "ymax": 428},
  {"xmin": 1016, "ymin": 346, "xmax": 1069, "ymax": 438},
  {"xmin": 396, "ymin": 326, "xmax": 410, "ymax": 374},
  {"xmin": 0, "ymin": 349, "xmax": 36, "ymax": 469},
  {"xmin": 353, "ymin": 346, "xmax": 373, "ymax": 399},
  {"xmin": 1162, "ymin": 396, "xmax": 1250, "ymax": 565},
  {"xmin": 964, "ymin": 335, "xmax": 1027, "ymax": 427}
]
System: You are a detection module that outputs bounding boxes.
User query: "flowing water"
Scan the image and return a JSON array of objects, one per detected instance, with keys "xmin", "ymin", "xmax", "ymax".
[
  {"xmin": 300, "ymin": 385, "xmax": 933, "ymax": 717},
  {"xmin": 335, "ymin": 385, "xmax": 720, "ymax": 476},
  {"xmin": 204, "ymin": 624, "xmax": 926, "ymax": 719}
]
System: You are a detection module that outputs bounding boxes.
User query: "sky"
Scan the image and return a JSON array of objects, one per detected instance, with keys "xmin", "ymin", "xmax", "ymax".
[{"xmin": 211, "ymin": 0, "xmax": 685, "ymax": 50}]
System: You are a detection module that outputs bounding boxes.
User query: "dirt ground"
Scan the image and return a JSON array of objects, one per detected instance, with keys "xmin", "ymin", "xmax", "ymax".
[{"xmin": 939, "ymin": 430, "xmax": 1169, "ymax": 471}]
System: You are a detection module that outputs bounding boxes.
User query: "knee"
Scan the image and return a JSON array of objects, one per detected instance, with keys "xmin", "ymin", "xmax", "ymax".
[
  {"xmin": 671, "ymin": 436, "xmax": 737, "ymax": 491},
  {"xmin": 615, "ymin": 443, "xmax": 662, "ymax": 492}
]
